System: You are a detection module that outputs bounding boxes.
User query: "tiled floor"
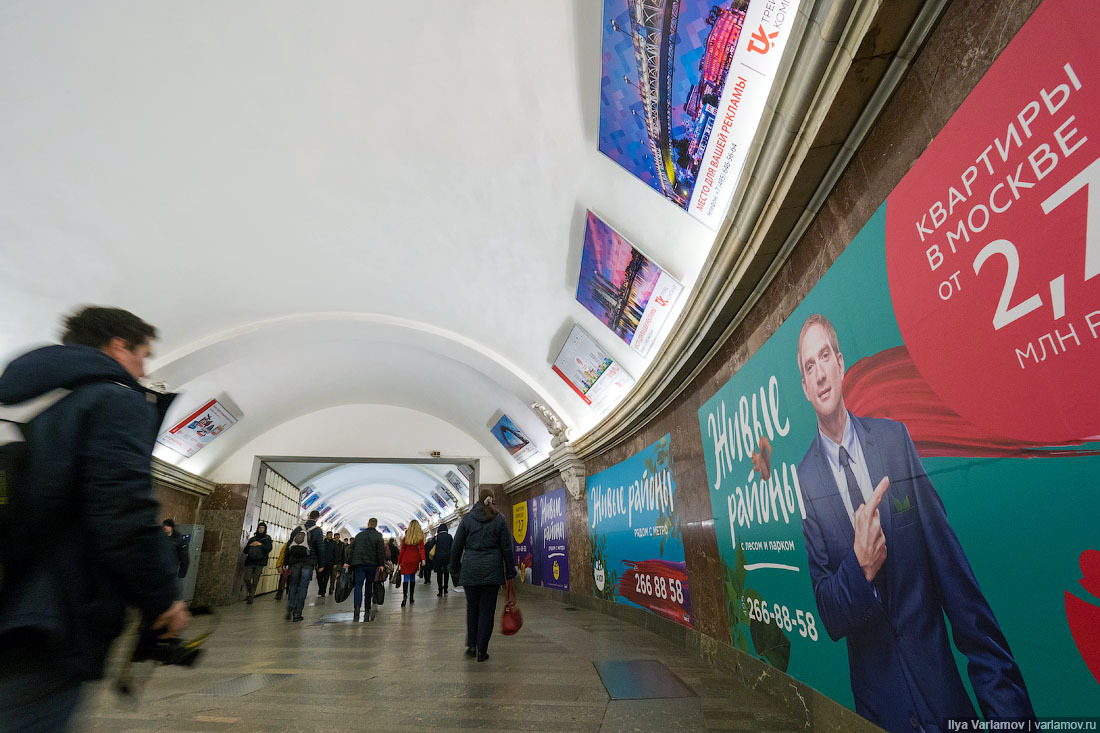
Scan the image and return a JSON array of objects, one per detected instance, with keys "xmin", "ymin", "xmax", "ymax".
[{"xmin": 75, "ymin": 583, "xmax": 807, "ymax": 732}]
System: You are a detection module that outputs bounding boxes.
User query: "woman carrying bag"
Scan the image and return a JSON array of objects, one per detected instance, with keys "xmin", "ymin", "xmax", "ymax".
[{"xmin": 450, "ymin": 488, "xmax": 516, "ymax": 662}]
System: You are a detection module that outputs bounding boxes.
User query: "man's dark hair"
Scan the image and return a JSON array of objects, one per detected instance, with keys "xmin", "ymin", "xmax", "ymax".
[
  {"xmin": 162, "ymin": 518, "xmax": 175, "ymax": 529},
  {"xmin": 61, "ymin": 306, "xmax": 158, "ymax": 350},
  {"xmin": 308, "ymin": 510, "xmax": 320, "ymax": 520}
]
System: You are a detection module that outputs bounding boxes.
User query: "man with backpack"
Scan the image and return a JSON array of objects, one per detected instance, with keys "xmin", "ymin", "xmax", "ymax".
[
  {"xmin": 282, "ymin": 510, "xmax": 326, "ymax": 620},
  {"xmin": 0, "ymin": 306, "xmax": 190, "ymax": 729}
]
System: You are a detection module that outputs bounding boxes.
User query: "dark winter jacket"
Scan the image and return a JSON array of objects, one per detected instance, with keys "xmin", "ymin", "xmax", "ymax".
[
  {"xmin": 451, "ymin": 502, "xmax": 516, "ymax": 587},
  {"xmin": 0, "ymin": 345, "xmax": 179, "ymax": 681},
  {"xmin": 348, "ymin": 527, "xmax": 386, "ymax": 567},
  {"xmin": 432, "ymin": 529, "xmax": 453, "ymax": 570},
  {"xmin": 387, "ymin": 539, "xmax": 400, "ymax": 563},
  {"xmin": 325, "ymin": 537, "xmax": 344, "ymax": 566},
  {"xmin": 243, "ymin": 532, "xmax": 273, "ymax": 567},
  {"xmin": 169, "ymin": 530, "xmax": 190, "ymax": 577}
]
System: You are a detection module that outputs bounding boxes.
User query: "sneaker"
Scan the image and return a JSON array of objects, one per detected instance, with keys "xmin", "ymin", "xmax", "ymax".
[
  {"xmin": 465, "ymin": 647, "xmax": 476, "ymax": 657},
  {"xmin": 437, "ymin": 591, "xmax": 442, "ymax": 597},
  {"xmin": 293, "ymin": 616, "xmax": 304, "ymax": 622},
  {"xmin": 477, "ymin": 652, "xmax": 489, "ymax": 662}
]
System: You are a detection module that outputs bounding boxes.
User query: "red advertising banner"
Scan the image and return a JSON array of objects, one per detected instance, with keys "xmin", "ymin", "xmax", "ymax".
[{"xmin": 885, "ymin": 0, "xmax": 1100, "ymax": 445}]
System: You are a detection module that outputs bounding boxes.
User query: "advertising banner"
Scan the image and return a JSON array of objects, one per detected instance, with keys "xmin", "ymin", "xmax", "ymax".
[
  {"xmin": 577, "ymin": 211, "xmax": 683, "ymax": 356},
  {"xmin": 538, "ymin": 488, "xmax": 571, "ymax": 590},
  {"xmin": 599, "ymin": 0, "xmax": 801, "ymax": 228},
  {"xmin": 156, "ymin": 399, "xmax": 238, "ymax": 458},
  {"xmin": 587, "ymin": 434, "xmax": 693, "ymax": 627},
  {"xmin": 697, "ymin": 0, "xmax": 1100, "ymax": 723},
  {"xmin": 512, "ymin": 500, "xmax": 534, "ymax": 584},
  {"xmin": 489, "ymin": 413, "xmax": 540, "ymax": 463},
  {"xmin": 552, "ymin": 325, "xmax": 635, "ymax": 414}
]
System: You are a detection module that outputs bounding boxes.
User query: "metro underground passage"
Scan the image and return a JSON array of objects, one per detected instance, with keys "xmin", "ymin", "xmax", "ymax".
[{"xmin": 1, "ymin": 1, "xmax": 1098, "ymax": 731}]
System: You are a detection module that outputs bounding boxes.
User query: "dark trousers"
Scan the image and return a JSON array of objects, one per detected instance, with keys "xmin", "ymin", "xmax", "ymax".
[
  {"xmin": 423, "ymin": 564, "xmax": 432, "ymax": 583},
  {"xmin": 464, "ymin": 584, "xmax": 499, "ymax": 655},
  {"xmin": 436, "ymin": 568, "xmax": 450, "ymax": 593},
  {"xmin": 244, "ymin": 565, "xmax": 264, "ymax": 600},
  {"xmin": 0, "ymin": 632, "xmax": 84, "ymax": 732},
  {"xmin": 315, "ymin": 566, "xmax": 330, "ymax": 596},
  {"xmin": 327, "ymin": 565, "xmax": 340, "ymax": 594},
  {"xmin": 352, "ymin": 565, "xmax": 378, "ymax": 609}
]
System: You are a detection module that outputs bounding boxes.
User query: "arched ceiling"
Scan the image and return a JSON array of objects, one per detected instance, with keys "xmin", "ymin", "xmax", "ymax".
[
  {"xmin": 0, "ymin": 1, "xmax": 718, "ymax": 484},
  {"xmin": 266, "ymin": 460, "xmax": 471, "ymax": 538}
]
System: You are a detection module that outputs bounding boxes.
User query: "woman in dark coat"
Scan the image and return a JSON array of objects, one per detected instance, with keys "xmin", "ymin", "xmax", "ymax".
[{"xmin": 451, "ymin": 489, "xmax": 516, "ymax": 661}]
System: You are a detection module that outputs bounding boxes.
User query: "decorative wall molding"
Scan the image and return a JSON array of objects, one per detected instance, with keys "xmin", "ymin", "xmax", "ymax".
[{"xmin": 152, "ymin": 456, "xmax": 215, "ymax": 498}]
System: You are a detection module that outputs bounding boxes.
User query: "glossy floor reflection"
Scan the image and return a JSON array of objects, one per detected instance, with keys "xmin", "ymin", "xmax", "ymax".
[{"xmin": 76, "ymin": 584, "xmax": 807, "ymax": 731}]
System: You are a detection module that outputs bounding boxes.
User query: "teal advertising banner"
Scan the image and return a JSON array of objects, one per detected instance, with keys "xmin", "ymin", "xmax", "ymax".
[
  {"xmin": 698, "ymin": 0, "xmax": 1100, "ymax": 727},
  {"xmin": 587, "ymin": 434, "xmax": 693, "ymax": 627}
]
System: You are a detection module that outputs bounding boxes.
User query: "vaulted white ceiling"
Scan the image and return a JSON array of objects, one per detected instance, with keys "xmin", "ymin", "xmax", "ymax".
[{"xmin": 0, "ymin": 1, "xmax": 720, "ymax": 486}]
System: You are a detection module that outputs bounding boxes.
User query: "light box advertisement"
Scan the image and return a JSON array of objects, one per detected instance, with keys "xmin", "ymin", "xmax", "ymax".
[
  {"xmin": 552, "ymin": 325, "xmax": 635, "ymax": 414},
  {"xmin": 599, "ymin": 0, "xmax": 800, "ymax": 228},
  {"xmin": 696, "ymin": 0, "xmax": 1100, "ymax": 723},
  {"xmin": 156, "ymin": 399, "xmax": 238, "ymax": 458},
  {"xmin": 587, "ymin": 434, "xmax": 692, "ymax": 628},
  {"xmin": 489, "ymin": 413, "xmax": 539, "ymax": 463},
  {"xmin": 577, "ymin": 211, "xmax": 683, "ymax": 356}
]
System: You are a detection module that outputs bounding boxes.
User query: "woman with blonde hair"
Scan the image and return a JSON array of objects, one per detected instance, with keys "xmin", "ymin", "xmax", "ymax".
[{"xmin": 398, "ymin": 520, "xmax": 426, "ymax": 607}]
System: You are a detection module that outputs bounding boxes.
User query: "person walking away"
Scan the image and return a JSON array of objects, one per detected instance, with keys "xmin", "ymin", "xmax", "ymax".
[
  {"xmin": 433, "ymin": 522, "xmax": 453, "ymax": 597},
  {"xmin": 388, "ymin": 537, "xmax": 400, "ymax": 566},
  {"xmin": 0, "ymin": 306, "xmax": 190, "ymax": 729},
  {"xmin": 326, "ymin": 532, "xmax": 344, "ymax": 595},
  {"xmin": 424, "ymin": 533, "xmax": 436, "ymax": 585},
  {"xmin": 284, "ymin": 532, "xmax": 311, "ymax": 621},
  {"xmin": 163, "ymin": 518, "xmax": 190, "ymax": 579},
  {"xmin": 451, "ymin": 489, "xmax": 516, "ymax": 662},
  {"xmin": 399, "ymin": 520, "xmax": 426, "ymax": 607},
  {"xmin": 283, "ymin": 510, "xmax": 326, "ymax": 619},
  {"xmin": 345, "ymin": 518, "xmax": 386, "ymax": 621},
  {"xmin": 242, "ymin": 522, "xmax": 272, "ymax": 604},
  {"xmin": 316, "ymin": 530, "xmax": 335, "ymax": 598}
]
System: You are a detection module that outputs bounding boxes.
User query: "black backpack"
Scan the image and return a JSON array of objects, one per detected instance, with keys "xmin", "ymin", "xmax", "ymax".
[{"xmin": 0, "ymin": 389, "xmax": 71, "ymax": 592}]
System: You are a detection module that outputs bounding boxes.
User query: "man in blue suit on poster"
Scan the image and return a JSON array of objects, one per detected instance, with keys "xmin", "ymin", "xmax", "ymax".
[{"xmin": 795, "ymin": 314, "xmax": 1034, "ymax": 732}]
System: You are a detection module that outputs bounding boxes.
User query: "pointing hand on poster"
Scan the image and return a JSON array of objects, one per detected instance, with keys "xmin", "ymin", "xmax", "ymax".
[{"xmin": 854, "ymin": 477, "xmax": 889, "ymax": 584}]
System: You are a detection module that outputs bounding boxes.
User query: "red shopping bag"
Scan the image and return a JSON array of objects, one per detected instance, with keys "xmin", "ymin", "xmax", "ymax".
[{"xmin": 501, "ymin": 580, "xmax": 523, "ymax": 635}]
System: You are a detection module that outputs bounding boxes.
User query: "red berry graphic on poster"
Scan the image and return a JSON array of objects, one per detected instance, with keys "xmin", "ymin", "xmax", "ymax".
[{"xmin": 1064, "ymin": 549, "xmax": 1100, "ymax": 685}]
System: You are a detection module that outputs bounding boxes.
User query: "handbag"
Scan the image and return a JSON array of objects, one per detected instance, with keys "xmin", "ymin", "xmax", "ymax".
[
  {"xmin": 334, "ymin": 568, "xmax": 352, "ymax": 603},
  {"xmin": 391, "ymin": 566, "xmax": 401, "ymax": 587},
  {"xmin": 501, "ymin": 579, "xmax": 522, "ymax": 635},
  {"xmin": 373, "ymin": 580, "xmax": 386, "ymax": 606}
]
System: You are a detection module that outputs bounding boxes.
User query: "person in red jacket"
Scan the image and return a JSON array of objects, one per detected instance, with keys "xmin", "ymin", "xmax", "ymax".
[{"xmin": 398, "ymin": 520, "xmax": 426, "ymax": 607}]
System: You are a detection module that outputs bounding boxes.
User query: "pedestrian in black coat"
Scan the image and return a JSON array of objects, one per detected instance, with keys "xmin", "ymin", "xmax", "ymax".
[
  {"xmin": 433, "ymin": 523, "xmax": 454, "ymax": 596},
  {"xmin": 451, "ymin": 489, "xmax": 516, "ymax": 661},
  {"xmin": 242, "ymin": 523, "xmax": 273, "ymax": 603},
  {"xmin": 0, "ymin": 307, "xmax": 190, "ymax": 729},
  {"xmin": 163, "ymin": 518, "xmax": 190, "ymax": 578}
]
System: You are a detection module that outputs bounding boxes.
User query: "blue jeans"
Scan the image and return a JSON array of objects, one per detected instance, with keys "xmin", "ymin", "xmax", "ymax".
[
  {"xmin": 352, "ymin": 565, "xmax": 378, "ymax": 609},
  {"xmin": 287, "ymin": 564, "xmax": 314, "ymax": 618}
]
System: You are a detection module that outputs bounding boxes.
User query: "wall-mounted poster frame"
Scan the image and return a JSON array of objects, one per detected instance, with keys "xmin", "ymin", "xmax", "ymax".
[
  {"xmin": 577, "ymin": 211, "xmax": 683, "ymax": 356},
  {"xmin": 598, "ymin": 0, "xmax": 802, "ymax": 228},
  {"xmin": 552, "ymin": 324, "xmax": 635, "ymax": 414},
  {"xmin": 156, "ymin": 398, "xmax": 238, "ymax": 458}
]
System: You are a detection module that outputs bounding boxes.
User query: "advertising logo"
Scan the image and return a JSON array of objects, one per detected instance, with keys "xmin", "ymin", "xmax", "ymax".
[
  {"xmin": 553, "ymin": 560, "xmax": 561, "ymax": 581},
  {"xmin": 747, "ymin": 25, "xmax": 779, "ymax": 55},
  {"xmin": 594, "ymin": 560, "xmax": 606, "ymax": 592}
]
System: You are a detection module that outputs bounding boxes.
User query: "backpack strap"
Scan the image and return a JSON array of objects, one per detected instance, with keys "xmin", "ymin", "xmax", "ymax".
[{"xmin": 0, "ymin": 388, "xmax": 72, "ymax": 427}]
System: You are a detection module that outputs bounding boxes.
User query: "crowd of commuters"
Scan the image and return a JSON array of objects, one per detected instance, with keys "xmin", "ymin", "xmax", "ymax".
[{"xmin": 0, "ymin": 306, "xmax": 522, "ymax": 731}]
